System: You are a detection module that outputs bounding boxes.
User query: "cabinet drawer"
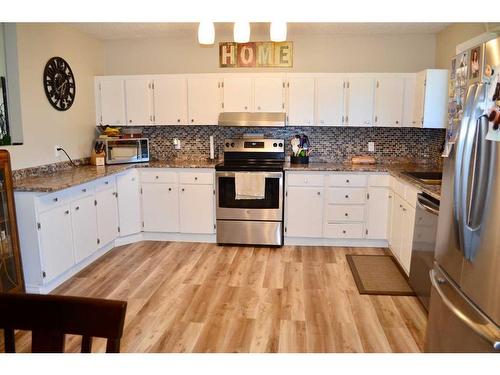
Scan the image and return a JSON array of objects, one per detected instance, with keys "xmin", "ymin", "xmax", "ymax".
[
  {"xmin": 326, "ymin": 188, "xmax": 367, "ymax": 204},
  {"xmin": 368, "ymin": 174, "xmax": 390, "ymax": 187},
  {"xmin": 286, "ymin": 173, "xmax": 324, "ymax": 187},
  {"xmin": 325, "ymin": 205, "xmax": 365, "ymax": 223},
  {"xmin": 94, "ymin": 176, "xmax": 116, "ymax": 192},
  {"xmin": 141, "ymin": 169, "xmax": 178, "ymax": 183},
  {"xmin": 327, "ymin": 174, "xmax": 367, "ymax": 187},
  {"xmin": 36, "ymin": 190, "xmax": 71, "ymax": 212},
  {"xmin": 179, "ymin": 171, "xmax": 213, "ymax": 185},
  {"xmin": 324, "ymin": 223, "xmax": 364, "ymax": 239}
]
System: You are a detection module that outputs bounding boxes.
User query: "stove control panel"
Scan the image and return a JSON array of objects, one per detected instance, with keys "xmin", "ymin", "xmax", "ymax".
[{"xmin": 223, "ymin": 138, "xmax": 285, "ymax": 153}]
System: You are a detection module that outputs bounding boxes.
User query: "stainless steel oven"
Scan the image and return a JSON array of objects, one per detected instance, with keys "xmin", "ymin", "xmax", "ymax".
[{"xmin": 215, "ymin": 138, "xmax": 285, "ymax": 246}]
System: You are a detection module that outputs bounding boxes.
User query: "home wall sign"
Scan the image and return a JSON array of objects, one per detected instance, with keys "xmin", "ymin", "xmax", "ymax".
[{"xmin": 219, "ymin": 42, "xmax": 293, "ymax": 68}]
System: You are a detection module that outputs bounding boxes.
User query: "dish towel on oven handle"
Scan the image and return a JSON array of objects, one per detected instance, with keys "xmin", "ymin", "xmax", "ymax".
[{"xmin": 235, "ymin": 172, "xmax": 266, "ymax": 200}]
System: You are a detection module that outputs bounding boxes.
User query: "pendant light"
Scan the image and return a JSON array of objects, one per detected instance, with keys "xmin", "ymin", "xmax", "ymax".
[
  {"xmin": 234, "ymin": 22, "xmax": 250, "ymax": 43},
  {"xmin": 270, "ymin": 21, "xmax": 287, "ymax": 42},
  {"xmin": 198, "ymin": 21, "xmax": 215, "ymax": 45}
]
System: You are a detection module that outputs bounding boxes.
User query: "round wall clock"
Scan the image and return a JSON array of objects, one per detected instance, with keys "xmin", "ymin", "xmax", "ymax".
[{"xmin": 43, "ymin": 56, "xmax": 76, "ymax": 111}]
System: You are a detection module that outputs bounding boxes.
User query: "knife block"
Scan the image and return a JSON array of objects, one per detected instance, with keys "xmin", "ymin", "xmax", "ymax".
[{"xmin": 91, "ymin": 149, "xmax": 106, "ymax": 166}]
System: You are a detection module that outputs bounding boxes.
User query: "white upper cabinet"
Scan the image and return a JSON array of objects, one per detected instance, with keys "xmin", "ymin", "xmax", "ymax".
[
  {"xmin": 124, "ymin": 78, "xmax": 153, "ymax": 126},
  {"xmin": 222, "ymin": 77, "xmax": 253, "ymax": 112},
  {"xmin": 413, "ymin": 69, "xmax": 448, "ymax": 129},
  {"xmin": 254, "ymin": 77, "xmax": 285, "ymax": 112},
  {"xmin": 153, "ymin": 77, "xmax": 188, "ymax": 125},
  {"xmin": 316, "ymin": 77, "xmax": 345, "ymax": 126},
  {"xmin": 402, "ymin": 75, "xmax": 416, "ymax": 127},
  {"xmin": 345, "ymin": 77, "xmax": 375, "ymax": 127},
  {"xmin": 187, "ymin": 77, "xmax": 221, "ymax": 125},
  {"xmin": 373, "ymin": 77, "xmax": 404, "ymax": 127},
  {"xmin": 287, "ymin": 77, "xmax": 315, "ymax": 126},
  {"xmin": 97, "ymin": 79, "xmax": 126, "ymax": 126}
]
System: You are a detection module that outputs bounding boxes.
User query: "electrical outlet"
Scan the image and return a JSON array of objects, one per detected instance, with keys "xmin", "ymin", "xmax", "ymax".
[
  {"xmin": 368, "ymin": 142, "xmax": 375, "ymax": 152},
  {"xmin": 54, "ymin": 145, "xmax": 61, "ymax": 158},
  {"xmin": 173, "ymin": 138, "xmax": 181, "ymax": 150}
]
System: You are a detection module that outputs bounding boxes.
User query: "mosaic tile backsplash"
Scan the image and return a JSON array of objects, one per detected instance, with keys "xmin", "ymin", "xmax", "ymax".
[{"xmin": 142, "ymin": 126, "xmax": 446, "ymax": 164}]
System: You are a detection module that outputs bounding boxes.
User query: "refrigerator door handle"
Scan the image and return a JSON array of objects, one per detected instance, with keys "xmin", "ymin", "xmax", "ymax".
[{"xmin": 430, "ymin": 269, "xmax": 500, "ymax": 351}]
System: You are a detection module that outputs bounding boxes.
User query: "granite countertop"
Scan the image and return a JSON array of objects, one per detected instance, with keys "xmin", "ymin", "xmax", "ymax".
[
  {"xmin": 284, "ymin": 161, "xmax": 442, "ymax": 200},
  {"xmin": 14, "ymin": 158, "xmax": 441, "ymax": 199},
  {"xmin": 13, "ymin": 159, "xmax": 220, "ymax": 193}
]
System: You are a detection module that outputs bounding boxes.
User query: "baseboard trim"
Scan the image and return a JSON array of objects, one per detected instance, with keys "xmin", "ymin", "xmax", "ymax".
[{"xmin": 284, "ymin": 237, "xmax": 388, "ymax": 248}]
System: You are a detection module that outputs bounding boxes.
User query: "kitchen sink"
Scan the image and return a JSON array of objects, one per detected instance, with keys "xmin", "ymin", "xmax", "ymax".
[{"xmin": 402, "ymin": 171, "xmax": 442, "ymax": 185}]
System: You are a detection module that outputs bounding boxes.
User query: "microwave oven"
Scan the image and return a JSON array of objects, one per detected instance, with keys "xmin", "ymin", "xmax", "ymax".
[{"xmin": 103, "ymin": 138, "xmax": 150, "ymax": 164}]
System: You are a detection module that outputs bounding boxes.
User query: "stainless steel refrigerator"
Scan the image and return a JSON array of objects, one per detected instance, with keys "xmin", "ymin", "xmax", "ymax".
[{"xmin": 425, "ymin": 37, "xmax": 500, "ymax": 352}]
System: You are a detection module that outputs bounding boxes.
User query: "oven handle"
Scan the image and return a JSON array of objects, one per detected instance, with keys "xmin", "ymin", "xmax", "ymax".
[{"xmin": 216, "ymin": 171, "xmax": 283, "ymax": 179}]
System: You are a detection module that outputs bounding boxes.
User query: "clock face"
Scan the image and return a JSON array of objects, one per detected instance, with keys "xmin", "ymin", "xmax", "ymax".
[{"xmin": 43, "ymin": 57, "xmax": 76, "ymax": 111}]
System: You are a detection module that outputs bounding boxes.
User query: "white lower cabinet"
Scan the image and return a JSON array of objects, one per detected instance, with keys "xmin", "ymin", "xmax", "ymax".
[
  {"xmin": 142, "ymin": 183, "xmax": 179, "ymax": 232},
  {"xmin": 365, "ymin": 186, "xmax": 390, "ymax": 239},
  {"xmin": 95, "ymin": 185, "xmax": 119, "ymax": 246},
  {"xmin": 285, "ymin": 186, "xmax": 324, "ymax": 237},
  {"xmin": 70, "ymin": 195, "xmax": 98, "ymax": 264},
  {"xmin": 37, "ymin": 205, "xmax": 75, "ymax": 283},
  {"xmin": 116, "ymin": 170, "xmax": 142, "ymax": 236},
  {"xmin": 179, "ymin": 184, "xmax": 214, "ymax": 234},
  {"xmin": 387, "ymin": 176, "xmax": 419, "ymax": 274}
]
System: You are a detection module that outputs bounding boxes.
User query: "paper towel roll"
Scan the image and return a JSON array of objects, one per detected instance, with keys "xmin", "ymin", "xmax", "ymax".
[{"xmin": 209, "ymin": 135, "xmax": 214, "ymax": 159}]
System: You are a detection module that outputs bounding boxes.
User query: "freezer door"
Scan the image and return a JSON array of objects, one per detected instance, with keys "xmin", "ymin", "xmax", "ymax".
[{"xmin": 425, "ymin": 266, "xmax": 500, "ymax": 353}]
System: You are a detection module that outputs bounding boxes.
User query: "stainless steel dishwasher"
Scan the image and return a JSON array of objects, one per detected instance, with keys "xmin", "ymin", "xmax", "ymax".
[{"xmin": 409, "ymin": 192, "xmax": 440, "ymax": 311}]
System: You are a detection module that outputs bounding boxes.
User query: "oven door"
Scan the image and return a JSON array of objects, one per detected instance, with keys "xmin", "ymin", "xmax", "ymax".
[{"xmin": 216, "ymin": 171, "xmax": 283, "ymax": 221}]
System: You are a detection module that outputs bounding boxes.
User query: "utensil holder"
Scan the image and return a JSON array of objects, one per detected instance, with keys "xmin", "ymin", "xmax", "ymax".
[{"xmin": 290, "ymin": 155, "xmax": 309, "ymax": 164}]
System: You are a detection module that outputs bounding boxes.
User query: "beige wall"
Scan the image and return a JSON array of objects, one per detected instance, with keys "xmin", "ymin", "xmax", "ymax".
[
  {"xmin": 104, "ymin": 30, "xmax": 437, "ymax": 74},
  {"xmin": 1, "ymin": 23, "xmax": 105, "ymax": 170}
]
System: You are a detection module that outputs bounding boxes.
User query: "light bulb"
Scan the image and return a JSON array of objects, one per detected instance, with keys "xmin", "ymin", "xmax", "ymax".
[
  {"xmin": 270, "ymin": 21, "xmax": 287, "ymax": 42},
  {"xmin": 234, "ymin": 22, "xmax": 250, "ymax": 43},
  {"xmin": 198, "ymin": 21, "xmax": 215, "ymax": 45}
]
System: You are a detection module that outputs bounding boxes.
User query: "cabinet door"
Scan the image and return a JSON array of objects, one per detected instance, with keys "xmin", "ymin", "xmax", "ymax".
[
  {"xmin": 254, "ymin": 77, "xmax": 285, "ymax": 112},
  {"xmin": 98, "ymin": 79, "xmax": 126, "ymax": 126},
  {"xmin": 223, "ymin": 77, "xmax": 253, "ymax": 112},
  {"xmin": 366, "ymin": 187, "xmax": 389, "ymax": 240},
  {"xmin": 96, "ymin": 186, "xmax": 119, "ymax": 247},
  {"xmin": 422, "ymin": 69, "xmax": 448, "ymax": 129},
  {"xmin": 390, "ymin": 194, "xmax": 403, "ymax": 260},
  {"xmin": 387, "ymin": 190, "xmax": 395, "ymax": 246},
  {"xmin": 287, "ymin": 78, "xmax": 315, "ymax": 126},
  {"xmin": 116, "ymin": 171, "xmax": 142, "ymax": 236},
  {"xmin": 187, "ymin": 78, "xmax": 221, "ymax": 125},
  {"xmin": 402, "ymin": 76, "xmax": 416, "ymax": 127},
  {"xmin": 153, "ymin": 78, "xmax": 188, "ymax": 125},
  {"xmin": 125, "ymin": 79, "xmax": 152, "ymax": 126},
  {"xmin": 400, "ymin": 202, "xmax": 416, "ymax": 274},
  {"xmin": 179, "ymin": 184, "xmax": 214, "ymax": 234},
  {"xmin": 346, "ymin": 77, "xmax": 375, "ymax": 127},
  {"xmin": 413, "ymin": 71, "xmax": 426, "ymax": 127},
  {"xmin": 316, "ymin": 77, "xmax": 345, "ymax": 126},
  {"xmin": 71, "ymin": 195, "xmax": 98, "ymax": 264},
  {"xmin": 142, "ymin": 183, "xmax": 179, "ymax": 232},
  {"xmin": 373, "ymin": 77, "xmax": 404, "ymax": 127},
  {"xmin": 38, "ymin": 205, "xmax": 75, "ymax": 283},
  {"xmin": 285, "ymin": 186, "xmax": 323, "ymax": 237}
]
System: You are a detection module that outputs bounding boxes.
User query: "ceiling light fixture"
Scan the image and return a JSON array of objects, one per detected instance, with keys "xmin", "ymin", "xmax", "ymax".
[
  {"xmin": 233, "ymin": 22, "xmax": 250, "ymax": 43},
  {"xmin": 270, "ymin": 21, "xmax": 287, "ymax": 42},
  {"xmin": 198, "ymin": 21, "xmax": 215, "ymax": 45}
]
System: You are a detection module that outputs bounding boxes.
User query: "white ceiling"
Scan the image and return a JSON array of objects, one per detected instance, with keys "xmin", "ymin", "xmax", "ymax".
[{"xmin": 69, "ymin": 22, "xmax": 450, "ymax": 40}]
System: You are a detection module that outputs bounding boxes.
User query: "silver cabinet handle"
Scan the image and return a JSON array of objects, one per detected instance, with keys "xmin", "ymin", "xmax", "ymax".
[{"xmin": 430, "ymin": 269, "xmax": 500, "ymax": 351}]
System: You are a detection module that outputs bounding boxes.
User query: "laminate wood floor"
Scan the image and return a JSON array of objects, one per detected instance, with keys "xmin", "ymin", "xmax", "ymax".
[{"xmin": 4, "ymin": 241, "xmax": 428, "ymax": 353}]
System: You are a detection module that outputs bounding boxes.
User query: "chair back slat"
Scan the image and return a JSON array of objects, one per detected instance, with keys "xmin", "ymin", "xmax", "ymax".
[
  {"xmin": 81, "ymin": 336, "xmax": 93, "ymax": 353},
  {"xmin": 3, "ymin": 327, "xmax": 16, "ymax": 353},
  {"xmin": 0, "ymin": 293, "xmax": 127, "ymax": 353}
]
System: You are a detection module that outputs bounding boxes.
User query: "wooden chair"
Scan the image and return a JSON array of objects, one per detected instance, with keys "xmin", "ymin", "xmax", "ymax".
[{"xmin": 0, "ymin": 293, "xmax": 127, "ymax": 353}]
